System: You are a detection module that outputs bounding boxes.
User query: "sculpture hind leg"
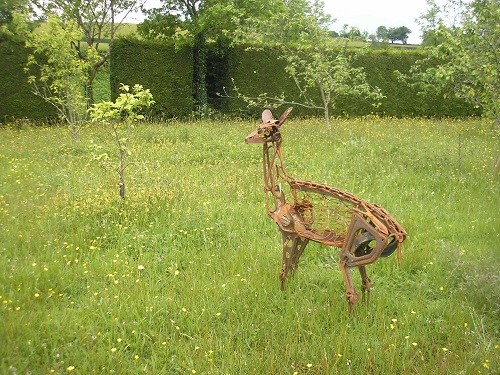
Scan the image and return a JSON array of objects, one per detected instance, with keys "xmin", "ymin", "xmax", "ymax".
[
  {"xmin": 358, "ymin": 266, "xmax": 373, "ymax": 303},
  {"xmin": 279, "ymin": 232, "xmax": 309, "ymax": 290},
  {"xmin": 339, "ymin": 257, "xmax": 359, "ymax": 312}
]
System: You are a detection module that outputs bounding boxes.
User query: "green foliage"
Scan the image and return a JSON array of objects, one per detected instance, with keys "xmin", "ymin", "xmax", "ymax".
[
  {"xmin": 137, "ymin": 1, "xmax": 212, "ymax": 113},
  {"xmin": 409, "ymin": 0, "xmax": 500, "ymax": 124},
  {"xmin": 222, "ymin": 45, "xmax": 308, "ymax": 117},
  {"xmin": 0, "ymin": 40, "xmax": 56, "ymax": 121},
  {"xmin": 92, "ymin": 66, "xmax": 111, "ymax": 103},
  {"xmin": 89, "ymin": 83, "xmax": 154, "ymax": 199},
  {"xmin": 0, "ymin": 118, "xmax": 498, "ymax": 373},
  {"xmin": 89, "ymin": 83, "xmax": 154, "ymax": 125},
  {"xmin": 339, "ymin": 24, "xmax": 366, "ymax": 41},
  {"xmin": 25, "ymin": 15, "xmax": 97, "ymax": 140},
  {"xmin": 234, "ymin": 0, "xmax": 333, "ymax": 47},
  {"xmin": 138, "ymin": 0, "xmax": 279, "ymax": 47},
  {"xmin": 284, "ymin": 43, "xmax": 384, "ymax": 126},
  {"xmin": 0, "ymin": 1, "xmax": 32, "ymax": 42},
  {"xmin": 110, "ymin": 38, "xmax": 193, "ymax": 118},
  {"xmin": 137, "ymin": 12, "xmax": 182, "ymax": 40},
  {"xmin": 31, "ymin": 0, "xmax": 141, "ymax": 103},
  {"xmin": 416, "ymin": 0, "xmax": 445, "ymax": 47}
]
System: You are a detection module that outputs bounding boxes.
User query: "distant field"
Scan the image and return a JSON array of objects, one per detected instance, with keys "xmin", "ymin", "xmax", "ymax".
[
  {"xmin": 33, "ymin": 22, "xmax": 139, "ymax": 51},
  {"xmin": 116, "ymin": 23, "xmax": 138, "ymax": 36},
  {"xmin": 34, "ymin": 22, "xmax": 419, "ymax": 49},
  {"xmin": 35, "ymin": 22, "xmax": 138, "ymax": 36},
  {"xmin": 0, "ymin": 116, "xmax": 498, "ymax": 373}
]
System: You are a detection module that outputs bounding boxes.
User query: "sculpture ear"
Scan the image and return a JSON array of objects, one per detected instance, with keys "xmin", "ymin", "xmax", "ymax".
[
  {"xmin": 277, "ymin": 107, "xmax": 293, "ymax": 126},
  {"xmin": 262, "ymin": 109, "xmax": 275, "ymax": 123}
]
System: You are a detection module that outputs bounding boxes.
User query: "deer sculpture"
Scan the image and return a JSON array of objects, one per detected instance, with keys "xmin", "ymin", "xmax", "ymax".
[{"xmin": 245, "ymin": 107, "xmax": 407, "ymax": 311}]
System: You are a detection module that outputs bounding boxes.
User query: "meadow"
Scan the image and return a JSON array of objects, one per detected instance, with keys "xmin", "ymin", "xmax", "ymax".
[{"xmin": 0, "ymin": 116, "xmax": 498, "ymax": 374}]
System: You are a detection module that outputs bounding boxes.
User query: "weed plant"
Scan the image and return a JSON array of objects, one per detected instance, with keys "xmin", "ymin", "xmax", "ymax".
[{"xmin": 0, "ymin": 117, "xmax": 498, "ymax": 374}]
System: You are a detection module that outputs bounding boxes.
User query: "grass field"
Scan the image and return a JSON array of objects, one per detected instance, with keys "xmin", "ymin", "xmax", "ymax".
[{"xmin": 0, "ymin": 116, "xmax": 498, "ymax": 374}]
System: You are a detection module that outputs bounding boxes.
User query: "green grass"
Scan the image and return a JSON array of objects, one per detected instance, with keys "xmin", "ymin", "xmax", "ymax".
[
  {"xmin": 34, "ymin": 22, "xmax": 139, "ymax": 38},
  {"xmin": 0, "ymin": 117, "xmax": 498, "ymax": 374},
  {"xmin": 93, "ymin": 67, "xmax": 111, "ymax": 103}
]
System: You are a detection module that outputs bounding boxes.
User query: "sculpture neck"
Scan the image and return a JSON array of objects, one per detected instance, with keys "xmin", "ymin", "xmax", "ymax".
[{"xmin": 263, "ymin": 139, "xmax": 287, "ymax": 212}]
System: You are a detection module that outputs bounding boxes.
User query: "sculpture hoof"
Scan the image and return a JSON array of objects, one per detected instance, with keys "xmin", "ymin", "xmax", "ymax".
[{"xmin": 347, "ymin": 292, "xmax": 359, "ymax": 305}]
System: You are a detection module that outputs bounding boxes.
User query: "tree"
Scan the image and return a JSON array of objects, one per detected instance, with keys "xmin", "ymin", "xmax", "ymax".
[
  {"xmin": 387, "ymin": 26, "xmax": 411, "ymax": 44},
  {"xmin": 149, "ymin": 0, "xmax": 209, "ymax": 114},
  {"xmin": 0, "ymin": 0, "xmax": 27, "ymax": 26},
  {"xmin": 31, "ymin": 0, "xmax": 142, "ymax": 104},
  {"xmin": 329, "ymin": 30, "xmax": 339, "ymax": 38},
  {"xmin": 416, "ymin": 0, "xmax": 443, "ymax": 46},
  {"xmin": 138, "ymin": 1, "xmax": 203, "ymax": 114},
  {"xmin": 138, "ymin": 0, "xmax": 283, "ymax": 114},
  {"xmin": 25, "ymin": 14, "xmax": 96, "ymax": 141},
  {"xmin": 376, "ymin": 25, "xmax": 388, "ymax": 42},
  {"xmin": 138, "ymin": 0, "xmax": 217, "ymax": 114},
  {"xmin": 407, "ymin": 0, "xmax": 499, "ymax": 171},
  {"xmin": 89, "ymin": 84, "xmax": 154, "ymax": 199},
  {"xmin": 0, "ymin": 0, "xmax": 33, "ymax": 41},
  {"xmin": 410, "ymin": 0, "xmax": 499, "ymax": 125},
  {"xmin": 230, "ymin": 0, "xmax": 383, "ymax": 127},
  {"xmin": 339, "ymin": 24, "xmax": 366, "ymax": 41}
]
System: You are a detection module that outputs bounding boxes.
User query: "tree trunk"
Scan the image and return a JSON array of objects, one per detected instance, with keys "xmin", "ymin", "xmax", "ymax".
[
  {"xmin": 86, "ymin": 66, "xmax": 98, "ymax": 107},
  {"xmin": 324, "ymin": 104, "xmax": 330, "ymax": 128},
  {"xmin": 70, "ymin": 123, "xmax": 80, "ymax": 144},
  {"xmin": 319, "ymin": 85, "xmax": 330, "ymax": 128},
  {"xmin": 119, "ymin": 180, "xmax": 125, "ymax": 199},
  {"xmin": 118, "ymin": 150, "xmax": 126, "ymax": 199}
]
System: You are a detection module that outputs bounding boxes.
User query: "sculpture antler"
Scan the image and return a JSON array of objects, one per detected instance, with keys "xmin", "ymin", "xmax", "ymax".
[{"xmin": 261, "ymin": 109, "xmax": 275, "ymax": 124}]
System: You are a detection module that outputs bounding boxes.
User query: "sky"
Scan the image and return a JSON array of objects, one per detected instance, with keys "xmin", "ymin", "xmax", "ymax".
[
  {"xmin": 323, "ymin": 0, "xmax": 432, "ymax": 44},
  {"xmin": 124, "ymin": 0, "xmax": 444, "ymax": 45}
]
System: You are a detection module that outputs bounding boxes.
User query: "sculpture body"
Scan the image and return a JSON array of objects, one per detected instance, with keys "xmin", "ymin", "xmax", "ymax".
[{"xmin": 245, "ymin": 108, "xmax": 407, "ymax": 311}]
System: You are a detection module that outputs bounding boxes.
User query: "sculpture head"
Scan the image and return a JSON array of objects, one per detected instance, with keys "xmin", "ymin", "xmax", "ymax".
[{"xmin": 245, "ymin": 107, "xmax": 293, "ymax": 144}]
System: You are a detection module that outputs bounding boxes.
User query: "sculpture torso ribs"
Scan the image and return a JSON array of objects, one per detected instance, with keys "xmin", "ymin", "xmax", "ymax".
[{"xmin": 245, "ymin": 107, "xmax": 407, "ymax": 311}]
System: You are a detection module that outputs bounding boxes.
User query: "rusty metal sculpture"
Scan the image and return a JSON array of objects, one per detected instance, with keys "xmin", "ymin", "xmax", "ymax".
[{"xmin": 245, "ymin": 107, "xmax": 407, "ymax": 311}]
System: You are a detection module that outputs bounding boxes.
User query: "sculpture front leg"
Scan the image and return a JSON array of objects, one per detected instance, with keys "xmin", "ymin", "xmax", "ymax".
[
  {"xmin": 290, "ymin": 235, "xmax": 308, "ymax": 274},
  {"xmin": 279, "ymin": 232, "xmax": 308, "ymax": 290},
  {"xmin": 280, "ymin": 233, "xmax": 293, "ymax": 290}
]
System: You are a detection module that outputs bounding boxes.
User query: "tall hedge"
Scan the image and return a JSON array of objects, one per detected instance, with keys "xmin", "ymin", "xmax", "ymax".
[
  {"xmin": 110, "ymin": 38, "xmax": 193, "ymax": 118},
  {"xmin": 2, "ymin": 39, "xmax": 478, "ymax": 121},
  {"xmin": 221, "ymin": 46, "xmax": 477, "ymax": 118},
  {"xmin": 352, "ymin": 50, "xmax": 477, "ymax": 117},
  {"xmin": 221, "ymin": 46, "xmax": 320, "ymax": 117},
  {"xmin": 0, "ymin": 41, "xmax": 56, "ymax": 122}
]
